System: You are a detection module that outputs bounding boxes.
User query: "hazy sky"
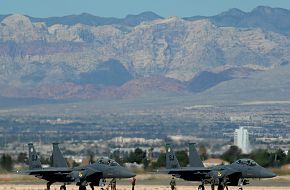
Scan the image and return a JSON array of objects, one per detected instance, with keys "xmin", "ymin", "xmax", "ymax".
[{"xmin": 1, "ymin": 0, "xmax": 290, "ymax": 18}]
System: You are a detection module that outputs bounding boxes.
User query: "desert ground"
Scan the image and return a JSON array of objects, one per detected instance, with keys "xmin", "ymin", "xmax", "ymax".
[{"xmin": 0, "ymin": 174, "xmax": 289, "ymax": 190}]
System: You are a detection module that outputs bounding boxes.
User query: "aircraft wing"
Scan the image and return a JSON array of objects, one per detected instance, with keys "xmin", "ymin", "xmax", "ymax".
[
  {"xmin": 159, "ymin": 167, "xmax": 212, "ymax": 181},
  {"xmin": 167, "ymin": 167, "xmax": 211, "ymax": 174},
  {"xmin": 18, "ymin": 166, "xmax": 103, "ymax": 183},
  {"xmin": 17, "ymin": 167, "xmax": 73, "ymax": 175}
]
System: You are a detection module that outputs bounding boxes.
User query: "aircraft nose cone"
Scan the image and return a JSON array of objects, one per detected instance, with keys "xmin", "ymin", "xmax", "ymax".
[
  {"xmin": 120, "ymin": 169, "xmax": 136, "ymax": 178},
  {"xmin": 261, "ymin": 169, "xmax": 276, "ymax": 178},
  {"xmin": 267, "ymin": 170, "xmax": 276, "ymax": 178}
]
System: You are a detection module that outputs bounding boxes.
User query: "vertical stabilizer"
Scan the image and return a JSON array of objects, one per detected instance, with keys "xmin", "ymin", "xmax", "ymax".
[
  {"xmin": 52, "ymin": 143, "xmax": 68, "ymax": 168},
  {"xmin": 189, "ymin": 143, "xmax": 204, "ymax": 167},
  {"xmin": 165, "ymin": 144, "xmax": 180, "ymax": 169},
  {"xmin": 28, "ymin": 143, "xmax": 42, "ymax": 170}
]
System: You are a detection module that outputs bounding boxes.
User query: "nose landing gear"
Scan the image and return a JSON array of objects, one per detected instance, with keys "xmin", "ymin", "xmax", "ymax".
[{"xmin": 198, "ymin": 184, "xmax": 205, "ymax": 190}]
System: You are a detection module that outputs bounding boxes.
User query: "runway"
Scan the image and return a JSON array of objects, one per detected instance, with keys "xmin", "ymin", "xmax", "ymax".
[
  {"xmin": 0, "ymin": 184, "xmax": 289, "ymax": 190},
  {"xmin": 0, "ymin": 174, "xmax": 289, "ymax": 190}
]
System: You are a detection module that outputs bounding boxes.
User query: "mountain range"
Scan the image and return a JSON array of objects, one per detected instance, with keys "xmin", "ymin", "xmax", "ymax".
[{"xmin": 0, "ymin": 6, "xmax": 290, "ymax": 104}]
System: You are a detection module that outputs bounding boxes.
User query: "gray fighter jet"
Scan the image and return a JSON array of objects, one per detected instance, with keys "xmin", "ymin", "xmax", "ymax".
[
  {"xmin": 165, "ymin": 143, "xmax": 276, "ymax": 190},
  {"xmin": 17, "ymin": 143, "xmax": 135, "ymax": 190}
]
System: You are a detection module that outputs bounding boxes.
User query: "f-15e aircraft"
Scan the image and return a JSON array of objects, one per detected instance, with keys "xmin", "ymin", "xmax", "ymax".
[
  {"xmin": 17, "ymin": 143, "xmax": 135, "ymax": 190},
  {"xmin": 165, "ymin": 143, "xmax": 276, "ymax": 190}
]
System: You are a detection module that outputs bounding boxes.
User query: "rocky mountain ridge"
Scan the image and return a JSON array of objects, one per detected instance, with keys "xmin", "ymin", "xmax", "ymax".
[{"xmin": 0, "ymin": 6, "xmax": 290, "ymax": 100}]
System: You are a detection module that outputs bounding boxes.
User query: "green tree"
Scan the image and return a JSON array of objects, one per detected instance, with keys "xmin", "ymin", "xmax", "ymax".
[
  {"xmin": 221, "ymin": 146, "xmax": 242, "ymax": 163},
  {"xmin": 41, "ymin": 156, "xmax": 51, "ymax": 166},
  {"xmin": 125, "ymin": 148, "xmax": 147, "ymax": 164},
  {"xmin": 110, "ymin": 150, "xmax": 123, "ymax": 165},
  {"xmin": 142, "ymin": 157, "xmax": 150, "ymax": 169},
  {"xmin": 249, "ymin": 149, "xmax": 286, "ymax": 167},
  {"xmin": 156, "ymin": 152, "xmax": 166, "ymax": 167},
  {"xmin": 134, "ymin": 148, "xmax": 146, "ymax": 164},
  {"xmin": 274, "ymin": 149, "xmax": 286, "ymax": 167},
  {"xmin": 176, "ymin": 150, "xmax": 188, "ymax": 167},
  {"xmin": 285, "ymin": 149, "xmax": 290, "ymax": 164},
  {"xmin": 151, "ymin": 152, "xmax": 166, "ymax": 169},
  {"xmin": 17, "ymin": 152, "xmax": 27, "ymax": 164},
  {"xmin": 249, "ymin": 149, "xmax": 271, "ymax": 167},
  {"xmin": 0, "ymin": 154, "xmax": 13, "ymax": 171}
]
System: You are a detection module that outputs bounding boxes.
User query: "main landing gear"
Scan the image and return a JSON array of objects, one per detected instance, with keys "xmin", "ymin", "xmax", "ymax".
[
  {"xmin": 197, "ymin": 184, "xmax": 229, "ymax": 190},
  {"xmin": 198, "ymin": 184, "xmax": 205, "ymax": 190},
  {"xmin": 217, "ymin": 184, "xmax": 228, "ymax": 190},
  {"xmin": 79, "ymin": 186, "xmax": 86, "ymax": 190},
  {"xmin": 89, "ymin": 183, "xmax": 95, "ymax": 190},
  {"xmin": 60, "ymin": 185, "xmax": 66, "ymax": 190},
  {"xmin": 77, "ymin": 184, "xmax": 97, "ymax": 190},
  {"xmin": 198, "ymin": 179, "xmax": 206, "ymax": 190},
  {"xmin": 238, "ymin": 178, "xmax": 249, "ymax": 190},
  {"xmin": 47, "ymin": 182, "xmax": 67, "ymax": 190},
  {"xmin": 47, "ymin": 181, "xmax": 53, "ymax": 190}
]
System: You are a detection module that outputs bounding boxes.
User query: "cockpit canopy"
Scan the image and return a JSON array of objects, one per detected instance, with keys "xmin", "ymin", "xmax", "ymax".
[
  {"xmin": 235, "ymin": 159, "xmax": 257, "ymax": 167},
  {"xmin": 97, "ymin": 158, "xmax": 119, "ymax": 166}
]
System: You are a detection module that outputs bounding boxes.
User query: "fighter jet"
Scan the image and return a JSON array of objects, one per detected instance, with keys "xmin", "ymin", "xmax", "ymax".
[
  {"xmin": 164, "ymin": 144, "xmax": 211, "ymax": 183},
  {"xmin": 188, "ymin": 143, "xmax": 276, "ymax": 190},
  {"xmin": 164, "ymin": 143, "xmax": 276, "ymax": 190},
  {"xmin": 17, "ymin": 143, "xmax": 135, "ymax": 190}
]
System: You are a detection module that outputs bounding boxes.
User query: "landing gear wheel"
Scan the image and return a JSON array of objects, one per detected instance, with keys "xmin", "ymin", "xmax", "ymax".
[
  {"xmin": 79, "ymin": 186, "xmax": 86, "ymax": 190},
  {"xmin": 47, "ymin": 182, "xmax": 53, "ymax": 190},
  {"xmin": 198, "ymin": 185, "xmax": 205, "ymax": 190},
  {"xmin": 89, "ymin": 183, "xmax": 94, "ymax": 190},
  {"xmin": 217, "ymin": 185, "xmax": 224, "ymax": 190},
  {"xmin": 60, "ymin": 185, "xmax": 66, "ymax": 190},
  {"xmin": 238, "ymin": 188, "xmax": 243, "ymax": 190}
]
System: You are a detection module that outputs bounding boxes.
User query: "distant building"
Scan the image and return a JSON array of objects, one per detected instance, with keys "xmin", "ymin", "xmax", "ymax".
[
  {"xmin": 230, "ymin": 116, "xmax": 251, "ymax": 122},
  {"xmin": 234, "ymin": 127, "xmax": 251, "ymax": 154}
]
